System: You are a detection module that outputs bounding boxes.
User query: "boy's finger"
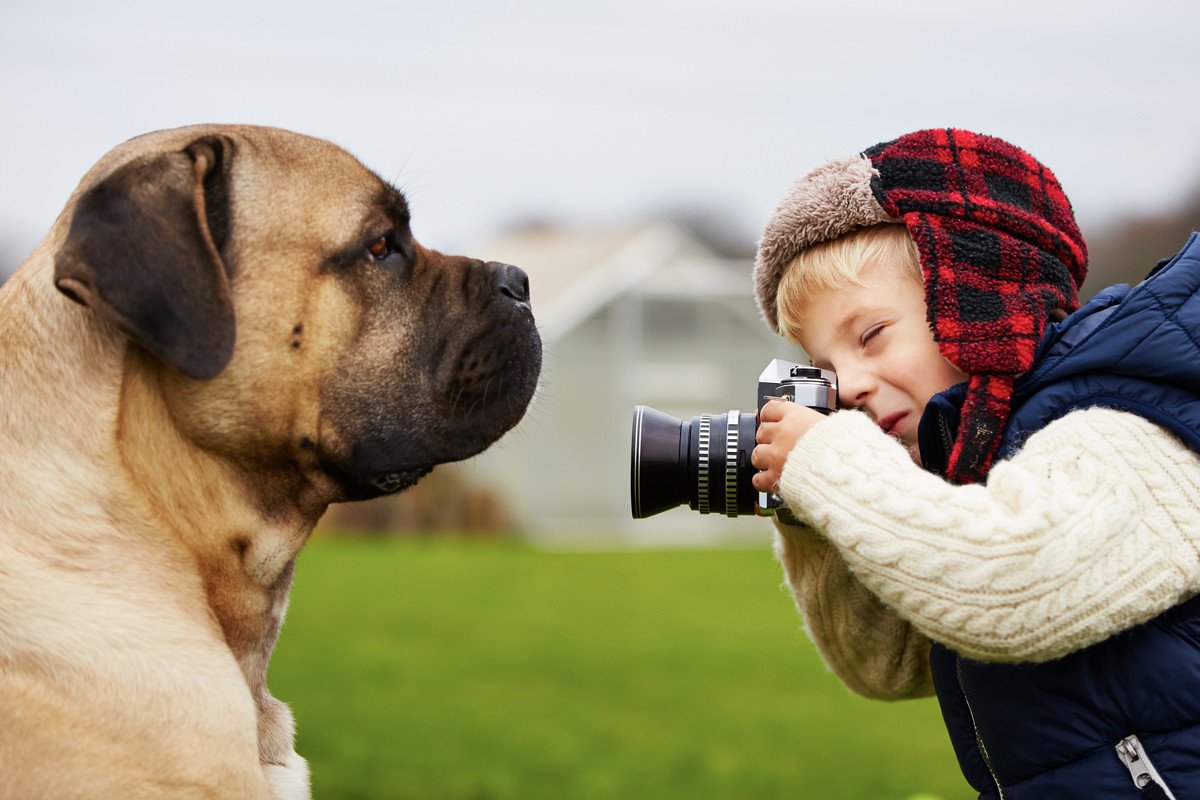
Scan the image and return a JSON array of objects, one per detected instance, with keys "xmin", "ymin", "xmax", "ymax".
[
  {"xmin": 759, "ymin": 400, "xmax": 789, "ymax": 422},
  {"xmin": 751, "ymin": 444, "xmax": 771, "ymax": 469}
]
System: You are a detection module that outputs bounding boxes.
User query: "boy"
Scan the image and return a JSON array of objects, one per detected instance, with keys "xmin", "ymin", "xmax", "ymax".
[{"xmin": 750, "ymin": 128, "xmax": 1200, "ymax": 799}]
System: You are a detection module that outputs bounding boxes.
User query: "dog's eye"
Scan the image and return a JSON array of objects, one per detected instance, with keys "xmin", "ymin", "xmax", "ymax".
[{"xmin": 368, "ymin": 237, "xmax": 392, "ymax": 261}]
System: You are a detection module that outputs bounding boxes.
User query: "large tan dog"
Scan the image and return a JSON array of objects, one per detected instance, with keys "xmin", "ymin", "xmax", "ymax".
[{"xmin": 0, "ymin": 125, "xmax": 542, "ymax": 798}]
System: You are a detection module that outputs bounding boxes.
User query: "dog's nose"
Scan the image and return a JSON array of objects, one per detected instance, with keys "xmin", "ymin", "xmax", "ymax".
[{"xmin": 490, "ymin": 262, "xmax": 530, "ymax": 306}]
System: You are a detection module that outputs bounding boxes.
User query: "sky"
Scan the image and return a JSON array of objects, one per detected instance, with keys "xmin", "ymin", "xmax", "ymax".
[{"xmin": 2, "ymin": 0, "xmax": 1199, "ymax": 265}]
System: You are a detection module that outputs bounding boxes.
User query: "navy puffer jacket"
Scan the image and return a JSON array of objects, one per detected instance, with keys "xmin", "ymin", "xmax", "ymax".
[{"xmin": 917, "ymin": 233, "xmax": 1200, "ymax": 799}]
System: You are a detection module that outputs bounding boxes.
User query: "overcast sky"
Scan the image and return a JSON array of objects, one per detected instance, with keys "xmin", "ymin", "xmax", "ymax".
[{"xmin": 3, "ymin": 1, "xmax": 1198, "ymax": 263}]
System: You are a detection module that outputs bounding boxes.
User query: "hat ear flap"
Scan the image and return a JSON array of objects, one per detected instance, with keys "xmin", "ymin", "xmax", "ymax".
[
  {"xmin": 53, "ymin": 136, "xmax": 236, "ymax": 381},
  {"xmin": 946, "ymin": 373, "xmax": 1013, "ymax": 485}
]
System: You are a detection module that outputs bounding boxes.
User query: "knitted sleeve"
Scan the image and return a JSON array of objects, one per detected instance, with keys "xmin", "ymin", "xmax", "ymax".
[
  {"xmin": 772, "ymin": 519, "xmax": 934, "ymax": 699},
  {"xmin": 777, "ymin": 406, "xmax": 1200, "ymax": 663}
]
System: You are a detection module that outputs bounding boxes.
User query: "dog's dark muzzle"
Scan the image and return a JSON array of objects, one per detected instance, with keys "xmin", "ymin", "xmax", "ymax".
[
  {"xmin": 443, "ymin": 261, "xmax": 540, "ymax": 422},
  {"xmin": 322, "ymin": 258, "xmax": 542, "ymax": 501}
]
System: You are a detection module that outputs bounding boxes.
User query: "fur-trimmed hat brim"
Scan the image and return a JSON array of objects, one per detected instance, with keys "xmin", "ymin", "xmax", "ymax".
[{"xmin": 754, "ymin": 154, "xmax": 893, "ymax": 332}]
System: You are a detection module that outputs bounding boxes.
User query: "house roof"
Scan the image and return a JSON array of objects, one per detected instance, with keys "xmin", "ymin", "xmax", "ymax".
[{"xmin": 473, "ymin": 220, "xmax": 753, "ymax": 339}]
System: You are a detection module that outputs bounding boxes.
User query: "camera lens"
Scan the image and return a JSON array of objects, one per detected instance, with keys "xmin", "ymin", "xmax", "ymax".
[{"xmin": 630, "ymin": 406, "xmax": 758, "ymax": 518}]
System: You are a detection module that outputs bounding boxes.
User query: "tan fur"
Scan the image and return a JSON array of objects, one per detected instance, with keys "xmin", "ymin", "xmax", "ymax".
[{"xmin": 0, "ymin": 125, "xmax": 540, "ymax": 798}]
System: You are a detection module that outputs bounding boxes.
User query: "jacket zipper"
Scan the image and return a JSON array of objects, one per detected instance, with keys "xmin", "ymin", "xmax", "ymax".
[
  {"xmin": 937, "ymin": 412, "xmax": 954, "ymax": 460},
  {"xmin": 956, "ymin": 657, "xmax": 1006, "ymax": 799},
  {"xmin": 1115, "ymin": 735, "xmax": 1176, "ymax": 799}
]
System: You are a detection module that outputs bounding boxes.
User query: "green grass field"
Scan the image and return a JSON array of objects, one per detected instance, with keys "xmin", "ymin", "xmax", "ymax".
[{"xmin": 268, "ymin": 536, "xmax": 974, "ymax": 800}]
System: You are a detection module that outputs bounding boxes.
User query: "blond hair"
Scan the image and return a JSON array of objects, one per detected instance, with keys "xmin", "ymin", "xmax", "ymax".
[{"xmin": 776, "ymin": 224, "xmax": 922, "ymax": 342}]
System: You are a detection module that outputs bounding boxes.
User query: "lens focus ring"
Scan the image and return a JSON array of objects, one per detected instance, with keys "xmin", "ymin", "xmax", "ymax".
[
  {"xmin": 725, "ymin": 411, "xmax": 740, "ymax": 518},
  {"xmin": 697, "ymin": 414, "xmax": 711, "ymax": 514}
]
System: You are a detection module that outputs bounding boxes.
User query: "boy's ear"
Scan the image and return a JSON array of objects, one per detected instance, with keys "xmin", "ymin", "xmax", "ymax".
[{"xmin": 53, "ymin": 136, "xmax": 237, "ymax": 381}]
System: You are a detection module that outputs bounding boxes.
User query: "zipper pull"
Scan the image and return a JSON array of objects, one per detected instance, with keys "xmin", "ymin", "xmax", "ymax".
[{"xmin": 1115, "ymin": 735, "xmax": 1176, "ymax": 799}]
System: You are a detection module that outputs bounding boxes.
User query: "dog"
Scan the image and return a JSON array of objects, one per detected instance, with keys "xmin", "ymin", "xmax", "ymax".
[{"xmin": 0, "ymin": 125, "xmax": 542, "ymax": 799}]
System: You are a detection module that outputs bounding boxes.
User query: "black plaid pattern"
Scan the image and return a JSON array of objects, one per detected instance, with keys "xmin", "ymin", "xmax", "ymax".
[{"xmin": 865, "ymin": 129, "xmax": 1088, "ymax": 484}]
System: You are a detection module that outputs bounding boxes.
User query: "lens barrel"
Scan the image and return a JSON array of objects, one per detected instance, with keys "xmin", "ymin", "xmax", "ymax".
[{"xmin": 630, "ymin": 406, "xmax": 758, "ymax": 519}]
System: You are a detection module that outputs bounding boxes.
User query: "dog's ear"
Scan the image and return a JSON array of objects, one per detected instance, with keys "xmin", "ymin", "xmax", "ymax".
[{"xmin": 54, "ymin": 136, "xmax": 236, "ymax": 381}]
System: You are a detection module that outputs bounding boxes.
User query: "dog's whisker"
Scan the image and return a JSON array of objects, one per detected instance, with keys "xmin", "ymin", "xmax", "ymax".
[{"xmin": 450, "ymin": 381, "xmax": 467, "ymax": 418}]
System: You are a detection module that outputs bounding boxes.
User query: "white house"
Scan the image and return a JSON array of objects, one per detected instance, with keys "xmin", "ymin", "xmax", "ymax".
[{"xmin": 448, "ymin": 220, "xmax": 806, "ymax": 547}]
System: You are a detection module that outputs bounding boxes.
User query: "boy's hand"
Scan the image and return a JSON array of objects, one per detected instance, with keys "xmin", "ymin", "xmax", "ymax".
[{"xmin": 752, "ymin": 400, "xmax": 827, "ymax": 493}]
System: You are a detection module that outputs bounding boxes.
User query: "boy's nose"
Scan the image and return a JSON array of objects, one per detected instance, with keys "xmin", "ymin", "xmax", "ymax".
[{"xmin": 836, "ymin": 368, "xmax": 875, "ymax": 409}]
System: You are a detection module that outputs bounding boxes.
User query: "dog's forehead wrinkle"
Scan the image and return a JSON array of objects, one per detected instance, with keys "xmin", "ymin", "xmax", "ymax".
[{"xmin": 228, "ymin": 154, "xmax": 380, "ymax": 252}]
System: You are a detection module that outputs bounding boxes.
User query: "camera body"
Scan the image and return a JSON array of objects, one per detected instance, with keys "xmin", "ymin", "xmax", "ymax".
[
  {"xmin": 630, "ymin": 359, "xmax": 837, "ymax": 520},
  {"xmin": 754, "ymin": 359, "xmax": 837, "ymax": 519}
]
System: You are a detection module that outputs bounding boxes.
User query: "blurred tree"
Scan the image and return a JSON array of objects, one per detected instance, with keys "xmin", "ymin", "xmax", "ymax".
[
  {"xmin": 317, "ymin": 464, "xmax": 513, "ymax": 537},
  {"xmin": 657, "ymin": 205, "xmax": 756, "ymax": 259},
  {"xmin": 1084, "ymin": 185, "xmax": 1200, "ymax": 298}
]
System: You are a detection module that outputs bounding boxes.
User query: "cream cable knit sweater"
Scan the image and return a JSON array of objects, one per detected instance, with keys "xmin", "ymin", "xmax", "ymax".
[{"xmin": 772, "ymin": 406, "xmax": 1200, "ymax": 700}]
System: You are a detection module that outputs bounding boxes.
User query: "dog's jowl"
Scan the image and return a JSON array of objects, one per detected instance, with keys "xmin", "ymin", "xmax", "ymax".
[{"xmin": 0, "ymin": 125, "xmax": 541, "ymax": 800}]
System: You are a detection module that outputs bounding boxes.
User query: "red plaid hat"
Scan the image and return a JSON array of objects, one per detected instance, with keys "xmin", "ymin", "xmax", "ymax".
[{"xmin": 755, "ymin": 128, "xmax": 1088, "ymax": 484}]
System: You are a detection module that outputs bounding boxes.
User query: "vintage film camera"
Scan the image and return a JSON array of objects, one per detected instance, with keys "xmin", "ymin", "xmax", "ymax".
[{"xmin": 630, "ymin": 359, "xmax": 836, "ymax": 520}]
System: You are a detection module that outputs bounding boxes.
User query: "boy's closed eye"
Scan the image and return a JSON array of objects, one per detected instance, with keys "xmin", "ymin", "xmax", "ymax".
[{"xmin": 861, "ymin": 324, "xmax": 886, "ymax": 347}]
